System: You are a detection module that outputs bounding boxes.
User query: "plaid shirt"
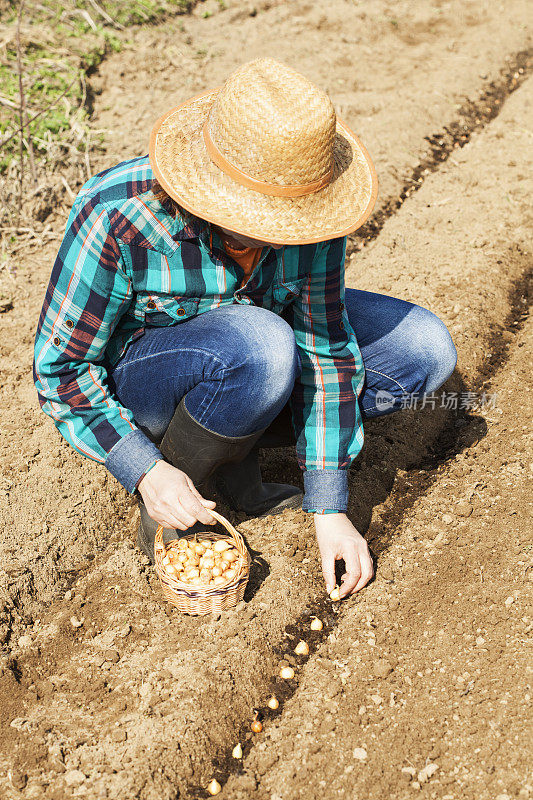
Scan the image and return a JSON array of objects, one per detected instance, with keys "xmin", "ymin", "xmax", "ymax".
[{"xmin": 33, "ymin": 155, "xmax": 365, "ymax": 512}]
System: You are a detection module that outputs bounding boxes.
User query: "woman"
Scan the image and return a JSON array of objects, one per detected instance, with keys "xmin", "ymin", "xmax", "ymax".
[{"xmin": 33, "ymin": 59, "xmax": 457, "ymax": 599}]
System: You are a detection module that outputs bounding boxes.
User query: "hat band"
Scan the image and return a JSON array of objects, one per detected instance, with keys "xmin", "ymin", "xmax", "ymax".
[{"xmin": 203, "ymin": 122, "xmax": 333, "ymax": 198}]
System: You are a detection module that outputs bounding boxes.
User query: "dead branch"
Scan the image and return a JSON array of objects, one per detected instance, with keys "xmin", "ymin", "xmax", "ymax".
[
  {"xmin": 59, "ymin": 174, "xmax": 76, "ymax": 200},
  {"xmin": 84, "ymin": 128, "xmax": 91, "ymax": 180},
  {"xmin": 0, "ymin": 94, "xmax": 18, "ymax": 109},
  {"xmin": 23, "ymin": 105, "xmax": 37, "ymax": 185},
  {"xmin": 85, "ymin": 0, "xmax": 125, "ymax": 29},
  {"xmin": 15, "ymin": 0, "xmax": 26, "ymax": 220},
  {"xmin": 0, "ymin": 74, "xmax": 79, "ymax": 151},
  {"xmin": 69, "ymin": 8, "xmax": 98, "ymax": 31}
]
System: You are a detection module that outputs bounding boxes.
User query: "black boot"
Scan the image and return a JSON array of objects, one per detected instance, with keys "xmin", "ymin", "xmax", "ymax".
[
  {"xmin": 214, "ymin": 445, "xmax": 302, "ymax": 516},
  {"xmin": 136, "ymin": 397, "xmax": 269, "ymax": 562},
  {"xmin": 214, "ymin": 400, "xmax": 302, "ymax": 516}
]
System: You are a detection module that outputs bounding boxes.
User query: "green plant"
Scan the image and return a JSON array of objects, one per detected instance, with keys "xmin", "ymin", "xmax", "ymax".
[{"xmin": 0, "ymin": 0, "xmax": 194, "ymax": 180}]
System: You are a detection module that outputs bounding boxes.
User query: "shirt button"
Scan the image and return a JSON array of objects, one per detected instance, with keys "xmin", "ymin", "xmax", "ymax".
[
  {"xmin": 53, "ymin": 336, "xmax": 61, "ymax": 346},
  {"xmin": 177, "ymin": 308, "xmax": 186, "ymax": 316},
  {"xmin": 339, "ymin": 321, "xmax": 344, "ymax": 330},
  {"xmin": 65, "ymin": 319, "xmax": 74, "ymax": 329},
  {"xmin": 146, "ymin": 300, "xmax": 156, "ymax": 310}
]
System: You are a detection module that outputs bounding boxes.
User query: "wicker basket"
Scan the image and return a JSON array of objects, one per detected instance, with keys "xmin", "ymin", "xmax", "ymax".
[{"xmin": 154, "ymin": 509, "xmax": 250, "ymax": 615}]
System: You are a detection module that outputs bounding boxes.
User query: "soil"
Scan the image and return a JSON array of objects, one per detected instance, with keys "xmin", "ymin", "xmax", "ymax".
[{"xmin": 0, "ymin": 1, "xmax": 531, "ymax": 798}]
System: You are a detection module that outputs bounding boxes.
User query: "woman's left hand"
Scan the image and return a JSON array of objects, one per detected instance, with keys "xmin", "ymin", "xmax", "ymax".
[{"xmin": 314, "ymin": 513, "xmax": 374, "ymax": 598}]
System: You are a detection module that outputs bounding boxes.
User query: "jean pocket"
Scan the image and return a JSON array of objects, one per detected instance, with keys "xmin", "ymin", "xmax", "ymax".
[{"xmin": 134, "ymin": 294, "xmax": 200, "ymax": 325}]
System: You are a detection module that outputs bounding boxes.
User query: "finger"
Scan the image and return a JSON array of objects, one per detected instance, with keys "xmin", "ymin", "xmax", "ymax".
[
  {"xmin": 161, "ymin": 510, "xmax": 189, "ymax": 531},
  {"xmin": 339, "ymin": 548, "xmax": 361, "ymax": 598},
  {"xmin": 185, "ymin": 475, "xmax": 207, "ymax": 501},
  {"xmin": 143, "ymin": 502, "xmax": 179, "ymax": 530},
  {"xmin": 321, "ymin": 553, "xmax": 337, "ymax": 595},
  {"xmin": 351, "ymin": 551, "xmax": 375, "ymax": 594},
  {"xmin": 185, "ymin": 477, "xmax": 217, "ymax": 523},
  {"xmin": 150, "ymin": 511, "xmax": 187, "ymax": 531},
  {"xmin": 171, "ymin": 502, "xmax": 197, "ymax": 529},
  {"xmin": 180, "ymin": 489, "xmax": 217, "ymax": 526}
]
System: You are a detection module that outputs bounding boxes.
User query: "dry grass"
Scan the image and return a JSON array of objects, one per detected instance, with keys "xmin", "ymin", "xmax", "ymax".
[{"xmin": 0, "ymin": 0, "xmax": 192, "ymax": 242}]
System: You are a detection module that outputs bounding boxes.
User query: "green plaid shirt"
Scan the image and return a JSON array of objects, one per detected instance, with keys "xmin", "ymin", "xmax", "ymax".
[{"xmin": 33, "ymin": 156, "xmax": 365, "ymax": 512}]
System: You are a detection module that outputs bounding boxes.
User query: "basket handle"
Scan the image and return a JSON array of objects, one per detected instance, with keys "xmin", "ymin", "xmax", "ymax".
[
  {"xmin": 204, "ymin": 509, "xmax": 240, "ymax": 544},
  {"xmin": 154, "ymin": 509, "xmax": 240, "ymax": 555}
]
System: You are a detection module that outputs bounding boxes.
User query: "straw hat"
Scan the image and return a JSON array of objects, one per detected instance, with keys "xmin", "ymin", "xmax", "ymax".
[{"xmin": 149, "ymin": 58, "xmax": 377, "ymax": 245}]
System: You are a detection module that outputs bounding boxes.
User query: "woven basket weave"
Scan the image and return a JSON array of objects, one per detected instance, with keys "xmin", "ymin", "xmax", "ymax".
[{"xmin": 154, "ymin": 510, "xmax": 250, "ymax": 615}]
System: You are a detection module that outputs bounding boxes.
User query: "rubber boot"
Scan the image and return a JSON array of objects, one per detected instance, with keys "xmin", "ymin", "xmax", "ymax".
[
  {"xmin": 136, "ymin": 396, "xmax": 269, "ymax": 562},
  {"xmin": 214, "ymin": 444, "xmax": 302, "ymax": 516}
]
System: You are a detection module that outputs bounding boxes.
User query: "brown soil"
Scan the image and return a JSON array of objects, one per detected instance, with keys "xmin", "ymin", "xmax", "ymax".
[
  {"xmin": 0, "ymin": 2, "xmax": 531, "ymax": 798},
  {"xmin": 229, "ymin": 314, "xmax": 533, "ymax": 800}
]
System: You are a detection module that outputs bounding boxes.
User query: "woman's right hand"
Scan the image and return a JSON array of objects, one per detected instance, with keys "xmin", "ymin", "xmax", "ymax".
[{"xmin": 137, "ymin": 460, "xmax": 217, "ymax": 530}]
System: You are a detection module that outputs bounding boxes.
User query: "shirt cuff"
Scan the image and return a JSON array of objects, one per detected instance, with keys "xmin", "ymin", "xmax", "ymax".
[
  {"xmin": 302, "ymin": 469, "xmax": 349, "ymax": 513},
  {"xmin": 105, "ymin": 429, "xmax": 164, "ymax": 494}
]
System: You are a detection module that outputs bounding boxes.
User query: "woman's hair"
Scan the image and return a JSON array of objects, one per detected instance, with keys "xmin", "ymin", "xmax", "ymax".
[{"xmin": 151, "ymin": 178, "xmax": 181, "ymax": 217}]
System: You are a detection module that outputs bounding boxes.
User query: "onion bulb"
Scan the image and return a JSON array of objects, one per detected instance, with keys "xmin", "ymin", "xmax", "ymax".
[
  {"xmin": 232, "ymin": 743, "xmax": 243, "ymax": 759},
  {"xmin": 279, "ymin": 666, "xmax": 295, "ymax": 680},
  {"xmin": 213, "ymin": 540, "xmax": 231, "ymax": 553},
  {"xmin": 251, "ymin": 719, "xmax": 262, "ymax": 733},
  {"xmin": 207, "ymin": 779, "xmax": 222, "ymax": 795},
  {"xmin": 159, "ymin": 537, "xmax": 245, "ymax": 592},
  {"xmin": 310, "ymin": 616, "xmax": 323, "ymax": 631},
  {"xmin": 329, "ymin": 586, "xmax": 341, "ymax": 601},
  {"xmin": 294, "ymin": 640, "xmax": 309, "ymax": 656},
  {"xmin": 267, "ymin": 695, "xmax": 279, "ymax": 710}
]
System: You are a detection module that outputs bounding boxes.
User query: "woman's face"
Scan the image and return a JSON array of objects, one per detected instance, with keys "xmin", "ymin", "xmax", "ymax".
[{"xmin": 217, "ymin": 225, "xmax": 283, "ymax": 250}]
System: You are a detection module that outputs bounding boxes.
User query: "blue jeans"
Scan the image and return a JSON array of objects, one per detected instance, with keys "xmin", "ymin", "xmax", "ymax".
[
  {"xmin": 107, "ymin": 289, "xmax": 457, "ymax": 512},
  {"xmin": 108, "ymin": 289, "xmax": 457, "ymax": 443}
]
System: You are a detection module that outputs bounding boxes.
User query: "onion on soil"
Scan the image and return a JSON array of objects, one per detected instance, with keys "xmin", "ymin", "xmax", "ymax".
[
  {"xmin": 279, "ymin": 666, "xmax": 295, "ymax": 680},
  {"xmin": 207, "ymin": 778, "xmax": 222, "ymax": 795},
  {"xmin": 294, "ymin": 640, "xmax": 309, "ymax": 656}
]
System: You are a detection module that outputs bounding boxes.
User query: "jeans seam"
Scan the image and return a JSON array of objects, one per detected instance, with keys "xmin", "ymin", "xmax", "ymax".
[
  {"xmin": 112, "ymin": 346, "xmax": 227, "ymax": 373},
  {"xmin": 364, "ymin": 367, "xmax": 408, "ymax": 394},
  {"xmin": 190, "ymin": 366, "xmax": 228, "ymax": 428},
  {"xmin": 364, "ymin": 403, "xmax": 396, "ymax": 413}
]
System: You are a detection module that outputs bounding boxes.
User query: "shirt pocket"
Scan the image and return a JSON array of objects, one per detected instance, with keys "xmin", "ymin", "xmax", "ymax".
[
  {"xmin": 271, "ymin": 277, "xmax": 307, "ymax": 311},
  {"xmin": 133, "ymin": 294, "xmax": 200, "ymax": 326}
]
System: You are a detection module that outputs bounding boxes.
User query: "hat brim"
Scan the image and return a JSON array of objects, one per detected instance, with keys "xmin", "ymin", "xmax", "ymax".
[{"xmin": 149, "ymin": 88, "xmax": 378, "ymax": 246}]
